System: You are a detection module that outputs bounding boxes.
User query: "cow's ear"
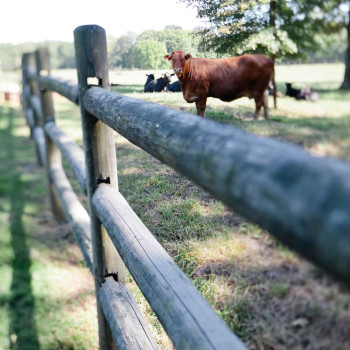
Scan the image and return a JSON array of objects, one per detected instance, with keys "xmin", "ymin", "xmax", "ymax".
[
  {"xmin": 185, "ymin": 54, "xmax": 192, "ymax": 60},
  {"xmin": 164, "ymin": 55, "xmax": 172, "ymax": 61}
]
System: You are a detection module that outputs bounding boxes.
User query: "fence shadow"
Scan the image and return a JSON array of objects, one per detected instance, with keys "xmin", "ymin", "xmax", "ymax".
[{"xmin": 1, "ymin": 106, "xmax": 40, "ymax": 349}]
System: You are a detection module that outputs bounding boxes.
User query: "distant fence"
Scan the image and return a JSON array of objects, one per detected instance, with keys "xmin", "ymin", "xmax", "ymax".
[{"xmin": 21, "ymin": 25, "xmax": 350, "ymax": 350}]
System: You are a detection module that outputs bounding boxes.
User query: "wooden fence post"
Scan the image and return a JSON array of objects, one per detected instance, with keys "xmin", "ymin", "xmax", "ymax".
[
  {"xmin": 21, "ymin": 54, "xmax": 34, "ymax": 138},
  {"xmin": 22, "ymin": 52, "xmax": 43, "ymax": 165},
  {"xmin": 74, "ymin": 25, "xmax": 125, "ymax": 350},
  {"xmin": 35, "ymin": 48, "xmax": 66, "ymax": 222}
]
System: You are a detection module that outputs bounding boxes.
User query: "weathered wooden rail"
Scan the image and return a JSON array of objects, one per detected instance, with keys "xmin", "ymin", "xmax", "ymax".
[{"xmin": 21, "ymin": 24, "xmax": 350, "ymax": 350}]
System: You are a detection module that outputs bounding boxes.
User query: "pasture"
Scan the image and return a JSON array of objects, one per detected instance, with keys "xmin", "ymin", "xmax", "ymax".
[{"xmin": 1, "ymin": 63, "xmax": 350, "ymax": 349}]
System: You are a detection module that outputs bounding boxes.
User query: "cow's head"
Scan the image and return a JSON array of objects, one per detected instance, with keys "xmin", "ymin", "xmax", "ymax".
[
  {"xmin": 164, "ymin": 51, "xmax": 192, "ymax": 76},
  {"xmin": 161, "ymin": 72, "xmax": 174, "ymax": 83}
]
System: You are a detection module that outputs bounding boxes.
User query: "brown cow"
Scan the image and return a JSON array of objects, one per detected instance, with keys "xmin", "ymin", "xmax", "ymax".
[{"xmin": 164, "ymin": 51, "xmax": 276, "ymax": 119}]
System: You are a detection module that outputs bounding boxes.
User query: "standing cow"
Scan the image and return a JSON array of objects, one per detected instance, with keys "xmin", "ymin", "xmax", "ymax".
[{"xmin": 164, "ymin": 51, "xmax": 276, "ymax": 119}]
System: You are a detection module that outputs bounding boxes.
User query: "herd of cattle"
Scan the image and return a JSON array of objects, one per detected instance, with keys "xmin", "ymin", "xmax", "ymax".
[
  {"xmin": 141, "ymin": 51, "xmax": 318, "ymax": 119},
  {"xmin": 144, "ymin": 73, "xmax": 181, "ymax": 93}
]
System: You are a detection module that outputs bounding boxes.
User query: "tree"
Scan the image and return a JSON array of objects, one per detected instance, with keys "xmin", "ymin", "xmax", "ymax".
[
  {"xmin": 133, "ymin": 39, "xmax": 169, "ymax": 69},
  {"xmin": 109, "ymin": 32, "xmax": 138, "ymax": 68},
  {"xmin": 137, "ymin": 27, "xmax": 199, "ymax": 55},
  {"xmin": 340, "ymin": 3, "xmax": 350, "ymax": 88},
  {"xmin": 179, "ymin": 0, "xmax": 345, "ymax": 59},
  {"xmin": 56, "ymin": 42, "xmax": 75, "ymax": 68}
]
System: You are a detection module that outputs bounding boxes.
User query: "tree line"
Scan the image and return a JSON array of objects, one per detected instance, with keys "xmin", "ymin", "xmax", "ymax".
[
  {"xmin": 0, "ymin": 26, "xmax": 211, "ymax": 71},
  {"xmin": 0, "ymin": 20, "xmax": 347, "ymax": 71}
]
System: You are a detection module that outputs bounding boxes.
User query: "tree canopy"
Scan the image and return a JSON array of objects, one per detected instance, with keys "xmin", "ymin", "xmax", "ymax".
[
  {"xmin": 108, "ymin": 26, "xmax": 204, "ymax": 69},
  {"xmin": 179, "ymin": 0, "xmax": 348, "ymax": 60}
]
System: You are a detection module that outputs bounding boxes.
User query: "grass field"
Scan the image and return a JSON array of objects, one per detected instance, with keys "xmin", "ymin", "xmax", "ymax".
[{"xmin": 1, "ymin": 63, "xmax": 350, "ymax": 349}]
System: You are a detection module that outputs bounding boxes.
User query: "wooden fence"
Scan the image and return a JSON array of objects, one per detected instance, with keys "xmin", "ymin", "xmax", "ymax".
[{"xmin": 21, "ymin": 25, "xmax": 350, "ymax": 350}]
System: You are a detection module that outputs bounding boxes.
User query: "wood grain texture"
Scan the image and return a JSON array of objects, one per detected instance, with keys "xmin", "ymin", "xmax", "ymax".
[
  {"xmin": 93, "ymin": 184, "xmax": 246, "ymax": 350},
  {"xmin": 49, "ymin": 164, "xmax": 93, "ymax": 272},
  {"xmin": 84, "ymin": 87, "xmax": 350, "ymax": 284},
  {"xmin": 98, "ymin": 278, "xmax": 158, "ymax": 350},
  {"xmin": 45, "ymin": 121, "xmax": 87, "ymax": 194}
]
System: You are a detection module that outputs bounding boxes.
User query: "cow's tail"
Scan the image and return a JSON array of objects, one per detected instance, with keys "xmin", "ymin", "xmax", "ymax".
[{"xmin": 272, "ymin": 67, "xmax": 277, "ymax": 109}]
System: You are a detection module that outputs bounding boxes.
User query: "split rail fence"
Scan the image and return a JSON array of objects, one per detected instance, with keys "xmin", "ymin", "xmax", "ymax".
[{"xmin": 21, "ymin": 25, "xmax": 350, "ymax": 350}]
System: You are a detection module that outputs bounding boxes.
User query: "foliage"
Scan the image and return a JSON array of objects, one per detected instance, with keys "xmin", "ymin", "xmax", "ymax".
[
  {"xmin": 108, "ymin": 32, "xmax": 138, "ymax": 69},
  {"xmin": 179, "ymin": 0, "xmax": 348, "ymax": 60},
  {"xmin": 133, "ymin": 39, "xmax": 169, "ymax": 69},
  {"xmin": 138, "ymin": 26, "xmax": 198, "ymax": 55},
  {"xmin": 0, "ymin": 41, "xmax": 75, "ymax": 70},
  {"xmin": 108, "ymin": 26, "xmax": 212, "ymax": 69}
]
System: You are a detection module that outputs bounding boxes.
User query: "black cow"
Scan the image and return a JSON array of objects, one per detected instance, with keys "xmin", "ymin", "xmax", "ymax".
[
  {"xmin": 285, "ymin": 83, "xmax": 301, "ymax": 99},
  {"xmin": 144, "ymin": 74, "xmax": 155, "ymax": 92},
  {"xmin": 285, "ymin": 83, "xmax": 318, "ymax": 102},
  {"xmin": 144, "ymin": 73, "xmax": 173, "ymax": 93},
  {"xmin": 167, "ymin": 80, "xmax": 181, "ymax": 92}
]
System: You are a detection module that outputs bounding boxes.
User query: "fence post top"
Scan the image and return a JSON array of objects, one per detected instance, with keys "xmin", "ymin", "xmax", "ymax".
[
  {"xmin": 74, "ymin": 24, "xmax": 105, "ymax": 34},
  {"xmin": 35, "ymin": 47, "xmax": 51, "ymax": 72},
  {"xmin": 74, "ymin": 24, "xmax": 109, "ymax": 87}
]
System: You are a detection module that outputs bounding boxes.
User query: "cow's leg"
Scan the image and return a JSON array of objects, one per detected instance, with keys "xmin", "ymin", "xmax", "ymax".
[
  {"xmin": 254, "ymin": 91, "xmax": 269, "ymax": 120},
  {"xmin": 195, "ymin": 98, "xmax": 207, "ymax": 118},
  {"xmin": 263, "ymin": 90, "xmax": 269, "ymax": 120},
  {"xmin": 253, "ymin": 99, "xmax": 262, "ymax": 120}
]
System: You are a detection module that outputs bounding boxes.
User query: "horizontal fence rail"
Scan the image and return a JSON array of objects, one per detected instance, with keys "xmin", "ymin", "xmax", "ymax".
[
  {"xmin": 45, "ymin": 121, "xmax": 87, "ymax": 193},
  {"xmin": 93, "ymin": 185, "xmax": 245, "ymax": 349},
  {"xmin": 98, "ymin": 278, "xmax": 159, "ymax": 350},
  {"xmin": 49, "ymin": 164, "xmax": 93, "ymax": 272},
  {"xmin": 84, "ymin": 86, "xmax": 350, "ymax": 284},
  {"xmin": 20, "ymin": 24, "xmax": 350, "ymax": 350},
  {"xmin": 39, "ymin": 76, "xmax": 79, "ymax": 105}
]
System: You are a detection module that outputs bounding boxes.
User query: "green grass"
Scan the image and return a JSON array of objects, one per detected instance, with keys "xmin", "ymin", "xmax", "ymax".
[
  {"xmin": 1, "ymin": 63, "xmax": 350, "ymax": 349},
  {"xmin": 0, "ymin": 105, "xmax": 97, "ymax": 349},
  {"xmin": 109, "ymin": 63, "xmax": 350, "ymax": 349}
]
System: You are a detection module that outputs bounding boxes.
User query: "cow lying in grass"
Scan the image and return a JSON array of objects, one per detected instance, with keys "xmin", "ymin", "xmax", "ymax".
[
  {"xmin": 167, "ymin": 80, "xmax": 181, "ymax": 92},
  {"xmin": 144, "ymin": 74, "xmax": 155, "ymax": 91},
  {"xmin": 285, "ymin": 83, "xmax": 319, "ymax": 102},
  {"xmin": 165, "ymin": 51, "xmax": 276, "ymax": 119},
  {"xmin": 144, "ymin": 73, "xmax": 173, "ymax": 93}
]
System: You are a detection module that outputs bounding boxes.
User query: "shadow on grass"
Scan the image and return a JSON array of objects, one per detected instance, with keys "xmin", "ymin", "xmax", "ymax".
[
  {"xmin": 0, "ymin": 106, "xmax": 40, "ymax": 349},
  {"xmin": 9, "ymin": 175, "xmax": 40, "ymax": 350}
]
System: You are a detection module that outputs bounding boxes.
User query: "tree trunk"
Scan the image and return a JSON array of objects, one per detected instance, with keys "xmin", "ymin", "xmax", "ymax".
[
  {"xmin": 269, "ymin": 0, "xmax": 276, "ymax": 65},
  {"xmin": 340, "ymin": 7, "xmax": 350, "ymax": 89}
]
